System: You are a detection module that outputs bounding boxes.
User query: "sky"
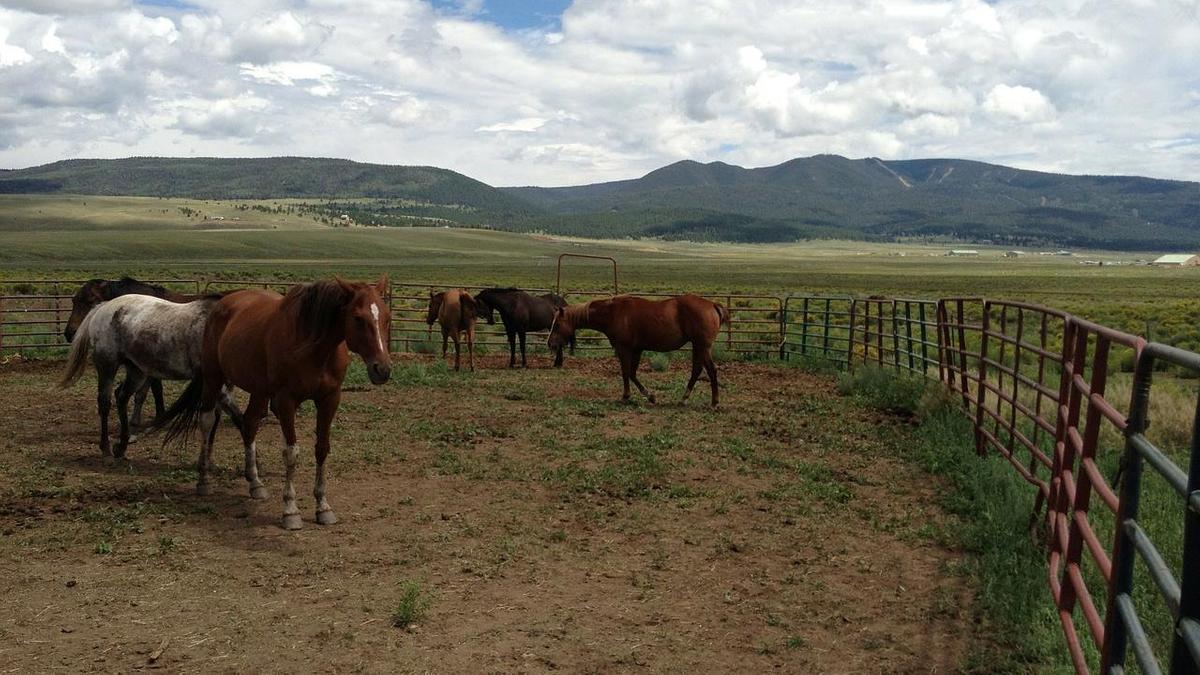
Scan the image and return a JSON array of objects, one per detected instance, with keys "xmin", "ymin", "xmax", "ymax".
[{"xmin": 0, "ymin": 0, "xmax": 1197, "ymax": 187}]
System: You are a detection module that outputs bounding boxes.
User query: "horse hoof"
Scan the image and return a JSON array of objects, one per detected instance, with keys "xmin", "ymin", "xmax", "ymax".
[
  {"xmin": 250, "ymin": 486, "xmax": 269, "ymax": 500},
  {"xmin": 316, "ymin": 510, "xmax": 339, "ymax": 526},
  {"xmin": 281, "ymin": 514, "xmax": 304, "ymax": 530},
  {"xmin": 196, "ymin": 482, "xmax": 212, "ymax": 497},
  {"xmin": 127, "ymin": 434, "xmax": 139, "ymax": 444}
]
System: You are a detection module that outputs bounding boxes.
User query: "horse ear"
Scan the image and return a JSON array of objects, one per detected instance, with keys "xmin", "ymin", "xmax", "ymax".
[
  {"xmin": 375, "ymin": 274, "xmax": 388, "ymax": 295},
  {"xmin": 334, "ymin": 276, "xmax": 355, "ymax": 295}
]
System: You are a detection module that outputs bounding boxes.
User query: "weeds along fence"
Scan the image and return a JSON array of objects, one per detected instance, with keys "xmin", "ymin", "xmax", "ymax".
[{"xmin": 1, "ymin": 279, "xmax": 1197, "ymax": 674}]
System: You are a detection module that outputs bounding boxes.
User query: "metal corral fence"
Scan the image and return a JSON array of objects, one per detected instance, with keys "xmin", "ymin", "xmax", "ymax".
[{"xmin": 1, "ymin": 278, "xmax": 1197, "ymax": 673}]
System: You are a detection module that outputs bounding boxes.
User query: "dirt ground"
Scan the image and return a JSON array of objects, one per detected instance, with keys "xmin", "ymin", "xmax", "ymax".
[{"xmin": 0, "ymin": 354, "xmax": 978, "ymax": 673}]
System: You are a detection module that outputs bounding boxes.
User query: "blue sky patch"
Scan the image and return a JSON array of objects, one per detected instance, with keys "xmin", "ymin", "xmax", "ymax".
[{"xmin": 431, "ymin": 0, "xmax": 571, "ymax": 31}]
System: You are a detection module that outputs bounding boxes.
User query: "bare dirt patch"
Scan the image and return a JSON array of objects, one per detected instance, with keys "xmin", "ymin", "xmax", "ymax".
[{"xmin": 1, "ymin": 355, "xmax": 977, "ymax": 672}]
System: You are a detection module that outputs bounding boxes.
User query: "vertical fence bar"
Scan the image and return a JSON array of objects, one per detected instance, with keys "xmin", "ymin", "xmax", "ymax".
[
  {"xmin": 975, "ymin": 300, "xmax": 992, "ymax": 456},
  {"xmin": 1172, "ymin": 393, "xmax": 1200, "ymax": 674},
  {"xmin": 801, "ymin": 297, "xmax": 810, "ymax": 357}
]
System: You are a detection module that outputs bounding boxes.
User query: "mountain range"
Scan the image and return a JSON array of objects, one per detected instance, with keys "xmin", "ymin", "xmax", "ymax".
[{"xmin": 2, "ymin": 155, "xmax": 1197, "ymax": 250}]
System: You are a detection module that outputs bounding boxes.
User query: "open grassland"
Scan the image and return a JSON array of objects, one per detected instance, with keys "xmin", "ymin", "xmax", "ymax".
[
  {"xmin": 1, "ymin": 356, "xmax": 986, "ymax": 672},
  {"xmin": 5, "ymin": 220, "xmax": 1200, "ymax": 350}
]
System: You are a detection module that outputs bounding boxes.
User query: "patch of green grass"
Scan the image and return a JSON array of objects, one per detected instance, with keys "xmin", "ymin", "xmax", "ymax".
[
  {"xmin": 840, "ymin": 370, "xmax": 1069, "ymax": 672},
  {"xmin": 542, "ymin": 432, "xmax": 675, "ymax": 499},
  {"xmin": 391, "ymin": 580, "xmax": 432, "ymax": 628}
]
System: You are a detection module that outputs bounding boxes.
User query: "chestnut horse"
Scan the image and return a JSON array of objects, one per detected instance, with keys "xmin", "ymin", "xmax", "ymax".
[
  {"xmin": 425, "ymin": 289, "xmax": 477, "ymax": 371},
  {"xmin": 548, "ymin": 294, "xmax": 730, "ymax": 406},
  {"xmin": 156, "ymin": 277, "xmax": 392, "ymax": 529}
]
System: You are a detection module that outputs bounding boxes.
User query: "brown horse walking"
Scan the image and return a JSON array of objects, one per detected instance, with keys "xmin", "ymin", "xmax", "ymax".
[
  {"xmin": 547, "ymin": 294, "xmax": 730, "ymax": 406},
  {"xmin": 156, "ymin": 277, "xmax": 392, "ymax": 529},
  {"xmin": 425, "ymin": 289, "xmax": 477, "ymax": 371}
]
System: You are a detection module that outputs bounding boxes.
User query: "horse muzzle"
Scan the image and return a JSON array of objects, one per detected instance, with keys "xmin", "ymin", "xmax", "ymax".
[{"xmin": 367, "ymin": 361, "xmax": 391, "ymax": 385}]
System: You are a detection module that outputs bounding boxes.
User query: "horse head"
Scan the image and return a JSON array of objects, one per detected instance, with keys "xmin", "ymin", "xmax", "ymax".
[
  {"xmin": 336, "ymin": 276, "xmax": 392, "ymax": 385},
  {"xmin": 547, "ymin": 304, "xmax": 579, "ymax": 352},
  {"xmin": 64, "ymin": 279, "xmax": 110, "ymax": 342},
  {"xmin": 474, "ymin": 291, "xmax": 496, "ymax": 325}
]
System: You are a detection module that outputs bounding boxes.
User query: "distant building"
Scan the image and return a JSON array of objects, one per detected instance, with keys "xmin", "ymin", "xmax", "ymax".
[
  {"xmin": 946, "ymin": 249, "xmax": 979, "ymax": 257},
  {"xmin": 1151, "ymin": 254, "xmax": 1200, "ymax": 266}
]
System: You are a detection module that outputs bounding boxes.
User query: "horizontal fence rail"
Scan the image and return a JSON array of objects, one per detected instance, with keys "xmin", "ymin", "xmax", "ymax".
[{"xmin": 1, "ymin": 275, "xmax": 1197, "ymax": 673}]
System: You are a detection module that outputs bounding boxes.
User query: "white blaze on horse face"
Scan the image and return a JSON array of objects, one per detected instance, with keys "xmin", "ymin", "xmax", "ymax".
[{"xmin": 370, "ymin": 302, "xmax": 385, "ymax": 354}]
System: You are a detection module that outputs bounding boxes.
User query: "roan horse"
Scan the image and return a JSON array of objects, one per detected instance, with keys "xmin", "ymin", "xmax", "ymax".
[
  {"xmin": 425, "ymin": 289, "xmax": 478, "ymax": 371},
  {"xmin": 64, "ymin": 277, "xmax": 199, "ymax": 429},
  {"xmin": 156, "ymin": 277, "xmax": 391, "ymax": 529},
  {"xmin": 60, "ymin": 294, "xmax": 244, "ymax": 458},
  {"xmin": 475, "ymin": 287, "xmax": 573, "ymax": 367},
  {"xmin": 548, "ymin": 294, "xmax": 730, "ymax": 406}
]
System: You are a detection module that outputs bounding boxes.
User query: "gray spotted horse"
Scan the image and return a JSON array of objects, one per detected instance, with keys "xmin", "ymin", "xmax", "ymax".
[{"xmin": 60, "ymin": 294, "xmax": 242, "ymax": 459}]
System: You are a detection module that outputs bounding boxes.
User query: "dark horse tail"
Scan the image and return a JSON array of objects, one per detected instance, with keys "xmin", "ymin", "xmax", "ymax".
[
  {"xmin": 146, "ymin": 375, "xmax": 206, "ymax": 446},
  {"xmin": 714, "ymin": 303, "xmax": 731, "ymax": 327}
]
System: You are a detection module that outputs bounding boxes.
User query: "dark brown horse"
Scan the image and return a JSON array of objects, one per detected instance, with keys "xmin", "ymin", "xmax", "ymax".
[
  {"xmin": 156, "ymin": 276, "xmax": 392, "ymax": 529},
  {"xmin": 64, "ymin": 277, "xmax": 198, "ymax": 427},
  {"xmin": 548, "ymin": 294, "xmax": 729, "ymax": 406},
  {"xmin": 475, "ymin": 288, "xmax": 573, "ymax": 367},
  {"xmin": 425, "ymin": 289, "xmax": 477, "ymax": 371}
]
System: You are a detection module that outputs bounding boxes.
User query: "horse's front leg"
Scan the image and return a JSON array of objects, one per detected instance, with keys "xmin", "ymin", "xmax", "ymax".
[
  {"xmin": 313, "ymin": 392, "xmax": 341, "ymax": 526},
  {"xmin": 114, "ymin": 365, "xmax": 147, "ymax": 457},
  {"xmin": 274, "ymin": 395, "xmax": 303, "ymax": 530},
  {"xmin": 129, "ymin": 380, "xmax": 149, "ymax": 436},
  {"xmin": 507, "ymin": 330, "xmax": 517, "ymax": 368}
]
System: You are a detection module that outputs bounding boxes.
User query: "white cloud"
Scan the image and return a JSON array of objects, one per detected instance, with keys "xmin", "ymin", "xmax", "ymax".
[
  {"xmin": 983, "ymin": 84, "xmax": 1057, "ymax": 122},
  {"xmin": 0, "ymin": 0, "xmax": 1196, "ymax": 184}
]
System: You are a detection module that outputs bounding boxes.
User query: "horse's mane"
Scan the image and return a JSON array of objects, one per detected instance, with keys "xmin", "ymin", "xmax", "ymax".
[
  {"xmin": 106, "ymin": 276, "xmax": 172, "ymax": 300},
  {"xmin": 282, "ymin": 281, "xmax": 350, "ymax": 346},
  {"xmin": 564, "ymin": 301, "xmax": 593, "ymax": 327}
]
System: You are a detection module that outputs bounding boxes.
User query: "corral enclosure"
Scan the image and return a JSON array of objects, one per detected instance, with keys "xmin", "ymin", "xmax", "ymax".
[{"xmin": 2, "ymin": 225, "xmax": 1200, "ymax": 673}]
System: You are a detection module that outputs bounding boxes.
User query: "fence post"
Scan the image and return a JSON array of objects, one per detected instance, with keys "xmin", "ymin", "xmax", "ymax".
[
  {"xmin": 846, "ymin": 299, "xmax": 858, "ymax": 371},
  {"xmin": 974, "ymin": 300, "xmax": 991, "ymax": 456},
  {"xmin": 778, "ymin": 297, "xmax": 787, "ymax": 361},
  {"xmin": 801, "ymin": 297, "xmax": 810, "ymax": 358}
]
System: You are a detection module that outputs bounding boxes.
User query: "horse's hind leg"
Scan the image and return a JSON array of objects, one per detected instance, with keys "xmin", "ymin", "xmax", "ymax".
[
  {"xmin": 507, "ymin": 329, "xmax": 517, "ymax": 368},
  {"xmin": 452, "ymin": 331, "xmax": 462, "ymax": 371},
  {"xmin": 312, "ymin": 392, "xmax": 341, "ymax": 526},
  {"xmin": 617, "ymin": 349, "xmax": 633, "ymax": 401},
  {"xmin": 274, "ymin": 395, "xmax": 303, "ymax": 530},
  {"xmin": 195, "ymin": 406, "xmax": 220, "ymax": 496},
  {"xmin": 95, "ymin": 363, "xmax": 117, "ymax": 458},
  {"xmin": 240, "ymin": 394, "xmax": 269, "ymax": 500},
  {"xmin": 682, "ymin": 346, "xmax": 706, "ymax": 404},
  {"xmin": 468, "ymin": 324, "xmax": 475, "ymax": 372},
  {"xmin": 518, "ymin": 331, "xmax": 527, "ymax": 368},
  {"xmin": 151, "ymin": 378, "xmax": 165, "ymax": 417},
  {"xmin": 114, "ymin": 364, "xmax": 147, "ymax": 458},
  {"xmin": 627, "ymin": 350, "xmax": 656, "ymax": 404},
  {"xmin": 704, "ymin": 349, "xmax": 720, "ymax": 407}
]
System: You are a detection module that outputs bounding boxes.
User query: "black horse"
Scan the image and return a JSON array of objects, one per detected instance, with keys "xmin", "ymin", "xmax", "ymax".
[
  {"xmin": 64, "ymin": 277, "xmax": 198, "ymax": 429},
  {"xmin": 475, "ymin": 288, "xmax": 575, "ymax": 367}
]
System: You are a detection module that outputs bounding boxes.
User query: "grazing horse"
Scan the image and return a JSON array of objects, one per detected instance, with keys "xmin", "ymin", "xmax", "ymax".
[
  {"xmin": 156, "ymin": 277, "xmax": 391, "ymax": 530},
  {"xmin": 425, "ymin": 289, "xmax": 477, "ymax": 371},
  {"xmin": 475, "ymin": 287, "xmax": 574, "ymax": 367},
  {"xmin": 59, "ymin": 294, "xmax": 243, "ymax": 458},
  {"xmin": 548, "ymin": 294, "xmax": 730, "ymax": 406},
  {"xmin": 64, "ymin": 277, "xmax": 198, "ymax": 429}
]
